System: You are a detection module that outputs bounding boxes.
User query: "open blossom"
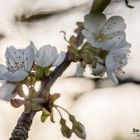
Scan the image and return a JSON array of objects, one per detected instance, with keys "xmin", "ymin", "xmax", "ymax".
[
  {"xmin": 82, "ymin": 13, "xmax": 131, "ymax": 84},
  {"xmin": 35, "ymin": 45, "xmax": 66, "ymax": 67},
  {"xmin": 105, "ymin": 40, "xmax": 131, "ymax": 84},
  {"xmin": 82, "ymin": 13, "xmax": 126, "ymax": 50},
  {"xmin": 0, "ymin": 41, "xmax": 66, "ymax": 83},
  {"xmin": 0, "ymin": 42, "xmax": 65, "ymax": 101},
  {"xmin": 0, "ymin": 42, "xmax": 35, "ymax": 82}
]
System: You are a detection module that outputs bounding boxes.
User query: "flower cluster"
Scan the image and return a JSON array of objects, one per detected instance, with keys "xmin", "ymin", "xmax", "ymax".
[
  {"xmin": 0, "ymin": 42, "xmax": 86, "ymax": 140},
  {"xmin": 81, "ymin": 13, "xmax": 131, "ymax": 84},
  {"xmin": 0, "ymin": 42, "xmax": 65, "ymax": 82}
]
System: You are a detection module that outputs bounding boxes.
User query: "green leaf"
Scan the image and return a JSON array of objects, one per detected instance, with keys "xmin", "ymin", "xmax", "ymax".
[
  {"xmin": 69, "ymin": 115, "xmax": 76, "ymax": 123},
  {"xmin": 60, "ymin": 118, "xmax": 72, "ymax": 138},
  {"xmin": 60, "ymin": 118, "xmax": 66, "ymax": 125},
  {"xmin": 51, "ymin": 93, "xmax": 61, "ymax": 103},
  {"xmin": 73, "ymin": 121, "xmax": 86, "ymax": 139},
  {"xmin": 69, "ymin": 114, "xmax": 86, "ymax": 139},
  {"xmin": 41, "ymin": 109, "xmax": 50, "ymax": 123},
  {"xmin": 61, "ymin": 126, "xmax": 72, "ymax": 138}
]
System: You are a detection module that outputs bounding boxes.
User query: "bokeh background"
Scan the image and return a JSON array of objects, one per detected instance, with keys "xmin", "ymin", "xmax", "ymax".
[{"xmin": 0, "ymin": 0, "xmax": 140, "ymax": 140}]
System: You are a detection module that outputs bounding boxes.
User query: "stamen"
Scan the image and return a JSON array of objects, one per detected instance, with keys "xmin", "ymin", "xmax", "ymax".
[{"xmin": 94, "ymin": 31, "xmax": 112, "ymax": 42}]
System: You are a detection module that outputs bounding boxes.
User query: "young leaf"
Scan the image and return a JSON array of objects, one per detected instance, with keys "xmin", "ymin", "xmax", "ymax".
[
  {"xmin": 51, "ymin": 93, "xmax": 61, "ymax": 103},
  {"xmin": 69, "ymin": 114, "xmax": 86, "ymax": 139},
  {"xmin": 60, "ymin": 118, "xmax": 72, "ymax": 138},
  {"xmin": 69, "ymin": 114, "xmax": 76, "ymax": 123},
  {"xmin": 41, "ymin": 109, "xmax": 50, "ymax": 123},
  {"xmin": 73, "ymin": 121, "xmax": 86, "ymax": 139}
]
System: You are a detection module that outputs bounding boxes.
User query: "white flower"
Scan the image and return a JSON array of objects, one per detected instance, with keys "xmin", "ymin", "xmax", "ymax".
[
  {"xmin": 91, "ymin": 40, "xmax": 130, "ymax": 84},
  {"xmin": 0, "ymin": 42, "xmax": 35, "ymax": 82},
  {"xmin": 82, "ymin": 13, "xmax": 126, "ymax": 50},
  {"xmin": 36, "ymin": 45, "xmax": 65, "ymax": 67},
  {"xmin": 82, "ymin": 13, "xmax": 131, "ymax": 84},
  {"xmin": 105, "ymin": 41, "xmax": 131, "ymax": 84}
]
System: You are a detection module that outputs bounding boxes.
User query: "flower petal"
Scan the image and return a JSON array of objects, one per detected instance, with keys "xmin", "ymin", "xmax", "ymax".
[
  {"xmin": 95, "ymin": 31, "xmax": 126, "ymax": 51},
  {"xmin": 37, "ymin": 45, "xmax": 58, "ymax": 67},
  {"xmin": 92, "ymin": 63, "xmax": 105, "ymax": 76},
  {"xmin": 108, "ymin": 31, "xmax": 126, "ymax": 48},
  {"xmin": 0, "ymin": 82, "xmax": 17, "ymax": 101},
  {"xmin": 84, "ymin": 13, "xmax": 106, "ymax": 32},
  {"xmin": 0, "ymin": 64, "xmax": 8, "ymax": 80},
  {"xmin": 75, "ymin": 63, "xmax": 85, "ymax": 77},
  {"xmin": 53, "ymin": 51, "xmax": 66, "ymax": 67},
  {"xmin": 24, "ymin": 42, "xmax": 35, "ymax": 71},
  {"xmin": 103, "ymin": 16, "xmax": 126, "ymax": 33},
  {"xmin": 5, "ymin": 46, "xmax": 18, "ymax": 68},
  {"xmin": 4, "ymin": 70, "xmax": 28, "ymax": 82},
  {"xmin": 107, "ymin": 72, "xmax": 118, "ymax": 84},
  {"xmin": 29, "ymin": 41, "xmax": 39, "ymax": 59},
  {"xmin": 113, "ymin": 40, "xmax": 131, "ymax": 52},
  {"xmin": 82, "ymin": 30, "xmax": 96, "ymax": 47},
  {"xmin": 5, "ymin": 46, "xmax": 17, "ymax": 59},
  {"xmin": 105, "ymin": 52, "xmax": 117, "ymax": 73},
  {"xmin": 105, "ymin": 52, "xmax": 120, "ymax": 84}
]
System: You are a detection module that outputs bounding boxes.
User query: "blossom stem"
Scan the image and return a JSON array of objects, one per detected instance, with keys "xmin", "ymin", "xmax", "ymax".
[
  {"xmin": 54, "ymin": 104, "xmax": 71, "ymax": 115},
  {"xmin": 54, "ymin": 106, "xmax": 63, "ymax": 118}
]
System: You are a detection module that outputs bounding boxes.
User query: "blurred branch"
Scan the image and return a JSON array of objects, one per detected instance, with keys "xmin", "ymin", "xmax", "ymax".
[
  {"xmin": 15, "ymin": 3, "xmax": 89, "ymax": 23},
  {"xmin": 90, "ymin": 0, "xmax": 134, "ymax": 14},
  {"xmin": 90, "ymin": 0, "xmax": 111, "ymax": 13},
  {"xmin": 125, "ymin": 0, "xmax": 134, "ymax": 8}
]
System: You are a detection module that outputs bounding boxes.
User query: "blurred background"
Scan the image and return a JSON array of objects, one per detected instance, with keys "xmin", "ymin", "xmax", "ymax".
[{"xmin": 0, "ymin": 0, "xmax": 140, "ymax": 140}]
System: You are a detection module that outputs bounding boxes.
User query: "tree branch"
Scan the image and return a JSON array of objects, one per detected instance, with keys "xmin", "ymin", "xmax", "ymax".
[
  {"xmin": 9, "ymin": 1, "xmax": 86, "ymax": 138},
  {"xmin": 9, "ymin": 53, "xmax": 71, "ymax": 140},
  {"xmin": 9, "ymin": 112, "xmax": 36, "ymax": 140}
]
